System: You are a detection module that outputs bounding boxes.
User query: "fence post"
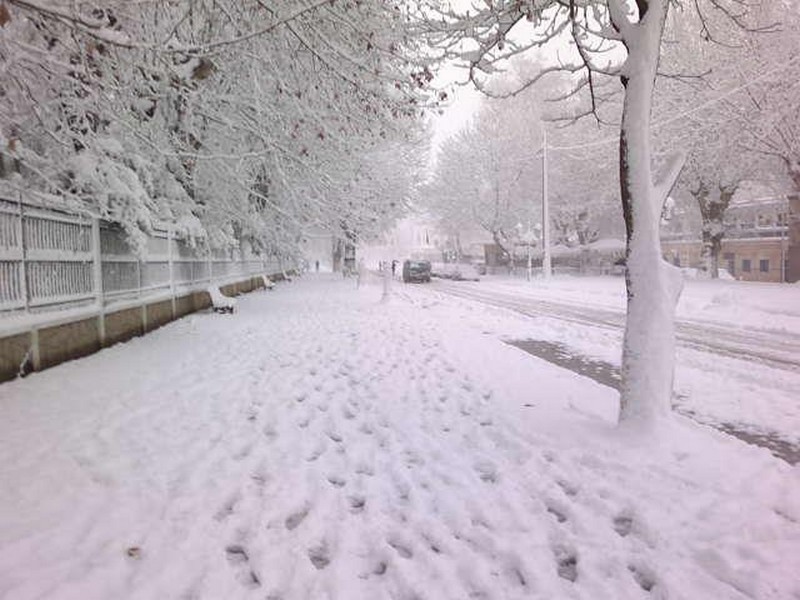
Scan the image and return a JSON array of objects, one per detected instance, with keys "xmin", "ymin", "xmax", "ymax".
[
  {"xmin": 17, "ymin": 193, "xmax": 30, "ymax": 313},
  {"xmin": 137, "ymin": 256, "xmax": 142, "ymax": 298},
  {"xmin": 30, "ymin": 328, "xmax": 41, "ymax": 372},
  {"xmin": 168, "ymin": 228, "xmax": 176, "ymax": 318},
  {"xmin": 91, "ymin": 217, "xmax": 105, "ymax": 346}
]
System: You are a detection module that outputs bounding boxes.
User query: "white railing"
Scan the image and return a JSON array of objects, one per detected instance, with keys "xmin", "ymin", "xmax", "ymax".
[{"xmin": 0, "ymin": 197, "xmax": 280, "ymax": 316}]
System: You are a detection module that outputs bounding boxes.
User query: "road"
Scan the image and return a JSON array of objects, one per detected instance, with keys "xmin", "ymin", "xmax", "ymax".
[{"xmin": 431, "ymin": 280, "xmax": 800, "ymax": 373}]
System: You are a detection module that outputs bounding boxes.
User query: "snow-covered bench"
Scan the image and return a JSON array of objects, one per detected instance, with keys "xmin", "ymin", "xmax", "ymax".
[
  {"xmin": 261, "ymin": 275, "xmax": 275, "ymax": 290},
  {"xmin": 207, "ymin": 285, "xmax": 237, "ymax": 314}
]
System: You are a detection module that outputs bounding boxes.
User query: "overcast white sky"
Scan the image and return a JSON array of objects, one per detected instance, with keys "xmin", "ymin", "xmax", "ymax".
[{"xmin": 428, "ymin": 62, "xmax": 484, "ymax": 160}]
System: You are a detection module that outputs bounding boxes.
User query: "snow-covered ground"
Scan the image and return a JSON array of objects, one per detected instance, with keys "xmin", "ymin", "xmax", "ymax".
[
  {"xmin": 478, "ymin": 275, "xmax": 800, "ymax": 335},
  {"xmin": 0, "ymin": 274, "xmax": 798, "ymax": 599},
  {"xmin": 432, "ymin": 275, "xmax": 800, "ymax": 445}
]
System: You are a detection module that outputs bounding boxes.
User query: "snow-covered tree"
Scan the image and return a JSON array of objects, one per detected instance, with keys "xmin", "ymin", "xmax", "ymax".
[
  {"xmin": 727, "ymin": 6, "xmax": 800, "ymax": 197},
  {"xmin": 553, "ymin": 207, "xmax": 600, "ymax": 248},
  {"xmin": 424, "ymin": 0, "xmax": 765, "ymax": 426},
  {"xmin": 426, "ymin": 95, "xmax": 542, "ymax": 260},
  {"xmin": 652, "ymin": 11, "xmax": 782, "ymax": 278},
  {"xmin": 0, "ymin": 0, "xmax": 435, "ymax": 256}
]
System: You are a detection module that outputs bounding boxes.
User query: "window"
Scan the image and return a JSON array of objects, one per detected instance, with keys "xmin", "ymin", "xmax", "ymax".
[
  {"xmin": 760, "ymin": 259, "xmax": 769, "ymax": 273},
  {"xmin": 757, "ymin": 213, "xmax": 773, "ymax": 228},
  {"xmin": 742, "ymin": 259, "xmax": 751, "ymax": 272}
]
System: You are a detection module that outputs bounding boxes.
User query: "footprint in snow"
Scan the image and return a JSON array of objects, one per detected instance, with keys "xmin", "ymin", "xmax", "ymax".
[
  {"xmin": 233, "ymin": 443, "xmax": 253, "ymax": 461},
  {"xmin": 628, "ymin": 562, "xmax": 658, "ymax": 592},
  {"xmin": 553, "ymin": 546, "xmax": 578, "ymax": 582},
  {"xmin": 387, "ymin": 538, "xmax": 414, "ymax": 559},
  {"xmin": 546, "ymin": 503, "xmax": 568, "ymax": 524},
  {"xmin": 262, "ymin": 425, "xmax": 278, "ymax": 441},
  {"xmin": 285, "ymin": 507, "xmax": 309, "ymax": 531},
  {"xmin": 214, "ymin": 492, "xmax": 241, "ymax": 521},
  {"xmin": 307, "ymin": 543, "xmax": 331, "ymax": 570},
  {"xmin": 305, "ymin": 446, "xmax": 325, "ymax": 462},
  {"xmin": 557, "ymin": 480, "xmax": 579, "ymax": 497},
  {"xmin": 473, "ymin": 460, "xmax": 498, "ymax": 484},
  {"xmin": 225, "ymin": 545, "xmax": 261, "ymax": 589},
  {"xmin": 373, "ymin": 561, "xmax": 388, "ymax": 576},
  {"xmin": 613, "ymin": 513, "xmax": 634, "ymax": 537},
  {"xmin": 348, "ymin": 495, "xmax": 366, "ymax": 513},
  {"xmin": 327, "ymin": 474, "xmax": 347, "ymax": 488},
  {"xmin": 355, "ymin": 462, "xmax": 374, "ymax": 477}
]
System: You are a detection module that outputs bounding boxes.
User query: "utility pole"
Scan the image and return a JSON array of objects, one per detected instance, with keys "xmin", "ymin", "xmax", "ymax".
[
  {"xmin": 780, "ymin": 201, "xmax": 787, "ymax": 283},
  {"xmin": 526, "ymin": 221, "xmax": 532, "ymax": 282},
  {"xmin": 541, "ymin": 123, "xmax": 551, "ymax": 279}
]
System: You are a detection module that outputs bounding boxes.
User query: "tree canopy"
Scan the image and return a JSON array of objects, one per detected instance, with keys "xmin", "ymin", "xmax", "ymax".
[{"xmin": 0, "ymin": 0, "xmax": 436, "ymax": 254}]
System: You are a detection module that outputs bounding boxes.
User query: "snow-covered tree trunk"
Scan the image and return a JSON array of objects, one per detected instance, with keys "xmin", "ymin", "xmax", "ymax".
[
  {"xmin": 426, "ymin": 0, "xmax": 756, "ymax": 426},
  {"xmin": 788, "ymin": 160, "xmax": 800, "ymax": 196},
  {"xmin": 699, "ymin": 232, "xmax": 722, "ymax": 279},
  {"xmin": 694, "ymin": 184, "xmax": 735, "ymax": 279},
  {"xmin": 616, "ymin": 1, "xmax": 684, "ymax": 426}
]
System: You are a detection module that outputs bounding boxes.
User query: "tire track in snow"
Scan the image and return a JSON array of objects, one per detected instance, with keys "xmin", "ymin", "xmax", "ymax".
[{"xmin": 432, "ymin": 282, "xmax": 800, "ymax": 373}]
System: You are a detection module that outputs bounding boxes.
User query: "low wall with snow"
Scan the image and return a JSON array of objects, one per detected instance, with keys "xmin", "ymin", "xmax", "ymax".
[{"xmin": 0, "ymin": 274, "xmax": 280, "ymax": 383}]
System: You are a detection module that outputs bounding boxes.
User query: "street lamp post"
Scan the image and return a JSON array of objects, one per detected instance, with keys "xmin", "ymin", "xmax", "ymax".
[{"xmin": 517, "ymin": 221, "xmax": 534, "ymax": 282}]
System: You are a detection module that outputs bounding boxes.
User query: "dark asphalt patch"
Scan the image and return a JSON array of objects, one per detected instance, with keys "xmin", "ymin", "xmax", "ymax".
[{"xmin": 507, "ymin": 339, "xmax": 799, "ymax": 465}]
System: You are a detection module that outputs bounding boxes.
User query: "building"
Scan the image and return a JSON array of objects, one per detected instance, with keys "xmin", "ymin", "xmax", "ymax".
[
  {"xmin": 788, "ymin": 195, "xmax": 800, "ymax": 283},
  {"xmin": 660, "ymin": 196, "xmax": 797, "ymax": 283}
]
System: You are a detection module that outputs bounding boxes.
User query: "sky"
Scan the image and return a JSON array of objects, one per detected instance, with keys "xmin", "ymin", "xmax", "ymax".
[{"xmin": 428, "ymin": 66, "xmax": 483, "ymax": 157}]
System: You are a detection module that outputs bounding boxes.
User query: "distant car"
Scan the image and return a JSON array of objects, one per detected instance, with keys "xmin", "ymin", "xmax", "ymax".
[
  {"xmin": 430, "ymin": 262, "xmax": 480, "ymax": 281},
  {"xmin": 402, "ymin": 259, "xmax": 431, "ymax": 283}
]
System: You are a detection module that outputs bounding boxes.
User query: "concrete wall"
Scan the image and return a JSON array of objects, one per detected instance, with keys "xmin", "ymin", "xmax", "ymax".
[{"xmin": 0, "ymin": 274, "xmax": 277, "ymax": 384}]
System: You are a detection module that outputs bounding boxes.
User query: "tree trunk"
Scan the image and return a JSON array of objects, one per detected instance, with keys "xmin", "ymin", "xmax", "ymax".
[
  {"xmin": 699, "ymin": 228, "xmax": 718, "ymax": 279},
  {"xmin": 491, "ymin": 231, "xmax": 512, "ymax": 269},
  {"xmin": 696, "ymin": 184, "xmax": 735, "ymax": 279},
  {"xmin": 618, "ymin": 3, "xmax": 684, "ymax": 427},
  {"xmin": 700, "ymin": 232, "xmax": 722, "ymax": 278},
  {"xmin": 710, "ymin": 235, "xmax": 722, "ymax": 278}
]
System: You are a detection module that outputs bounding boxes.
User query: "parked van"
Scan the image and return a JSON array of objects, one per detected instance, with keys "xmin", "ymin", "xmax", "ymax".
[{"xmin": 402, "ymin": 259, "xmax": 432, "ymax": 283}]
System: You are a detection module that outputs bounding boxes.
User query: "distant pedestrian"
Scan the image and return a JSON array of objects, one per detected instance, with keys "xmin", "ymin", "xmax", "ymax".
[
  {"xmin": 391, "ymin": 259, "xmax": 398, "ymax": 276},
  {"xmin": 315, "ymin": 260, "xmax": 319, "ymax": 273}
]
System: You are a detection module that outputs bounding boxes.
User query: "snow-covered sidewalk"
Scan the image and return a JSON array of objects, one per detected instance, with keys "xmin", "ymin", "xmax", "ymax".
[{"xmin": 0, "ymin": 275, "xmax": 798, "ymax": 599}]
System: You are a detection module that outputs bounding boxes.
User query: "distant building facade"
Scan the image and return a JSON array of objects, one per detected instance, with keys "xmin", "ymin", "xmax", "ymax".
[{"xmin": 660, "ymin": 196, "xmax": 797, "ymax": 283}]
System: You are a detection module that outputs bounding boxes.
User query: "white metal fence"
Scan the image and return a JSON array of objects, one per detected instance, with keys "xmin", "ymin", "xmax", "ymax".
[{"xmin": 0, "ymin": 197, "xmax": 279, "ymax": 315}]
